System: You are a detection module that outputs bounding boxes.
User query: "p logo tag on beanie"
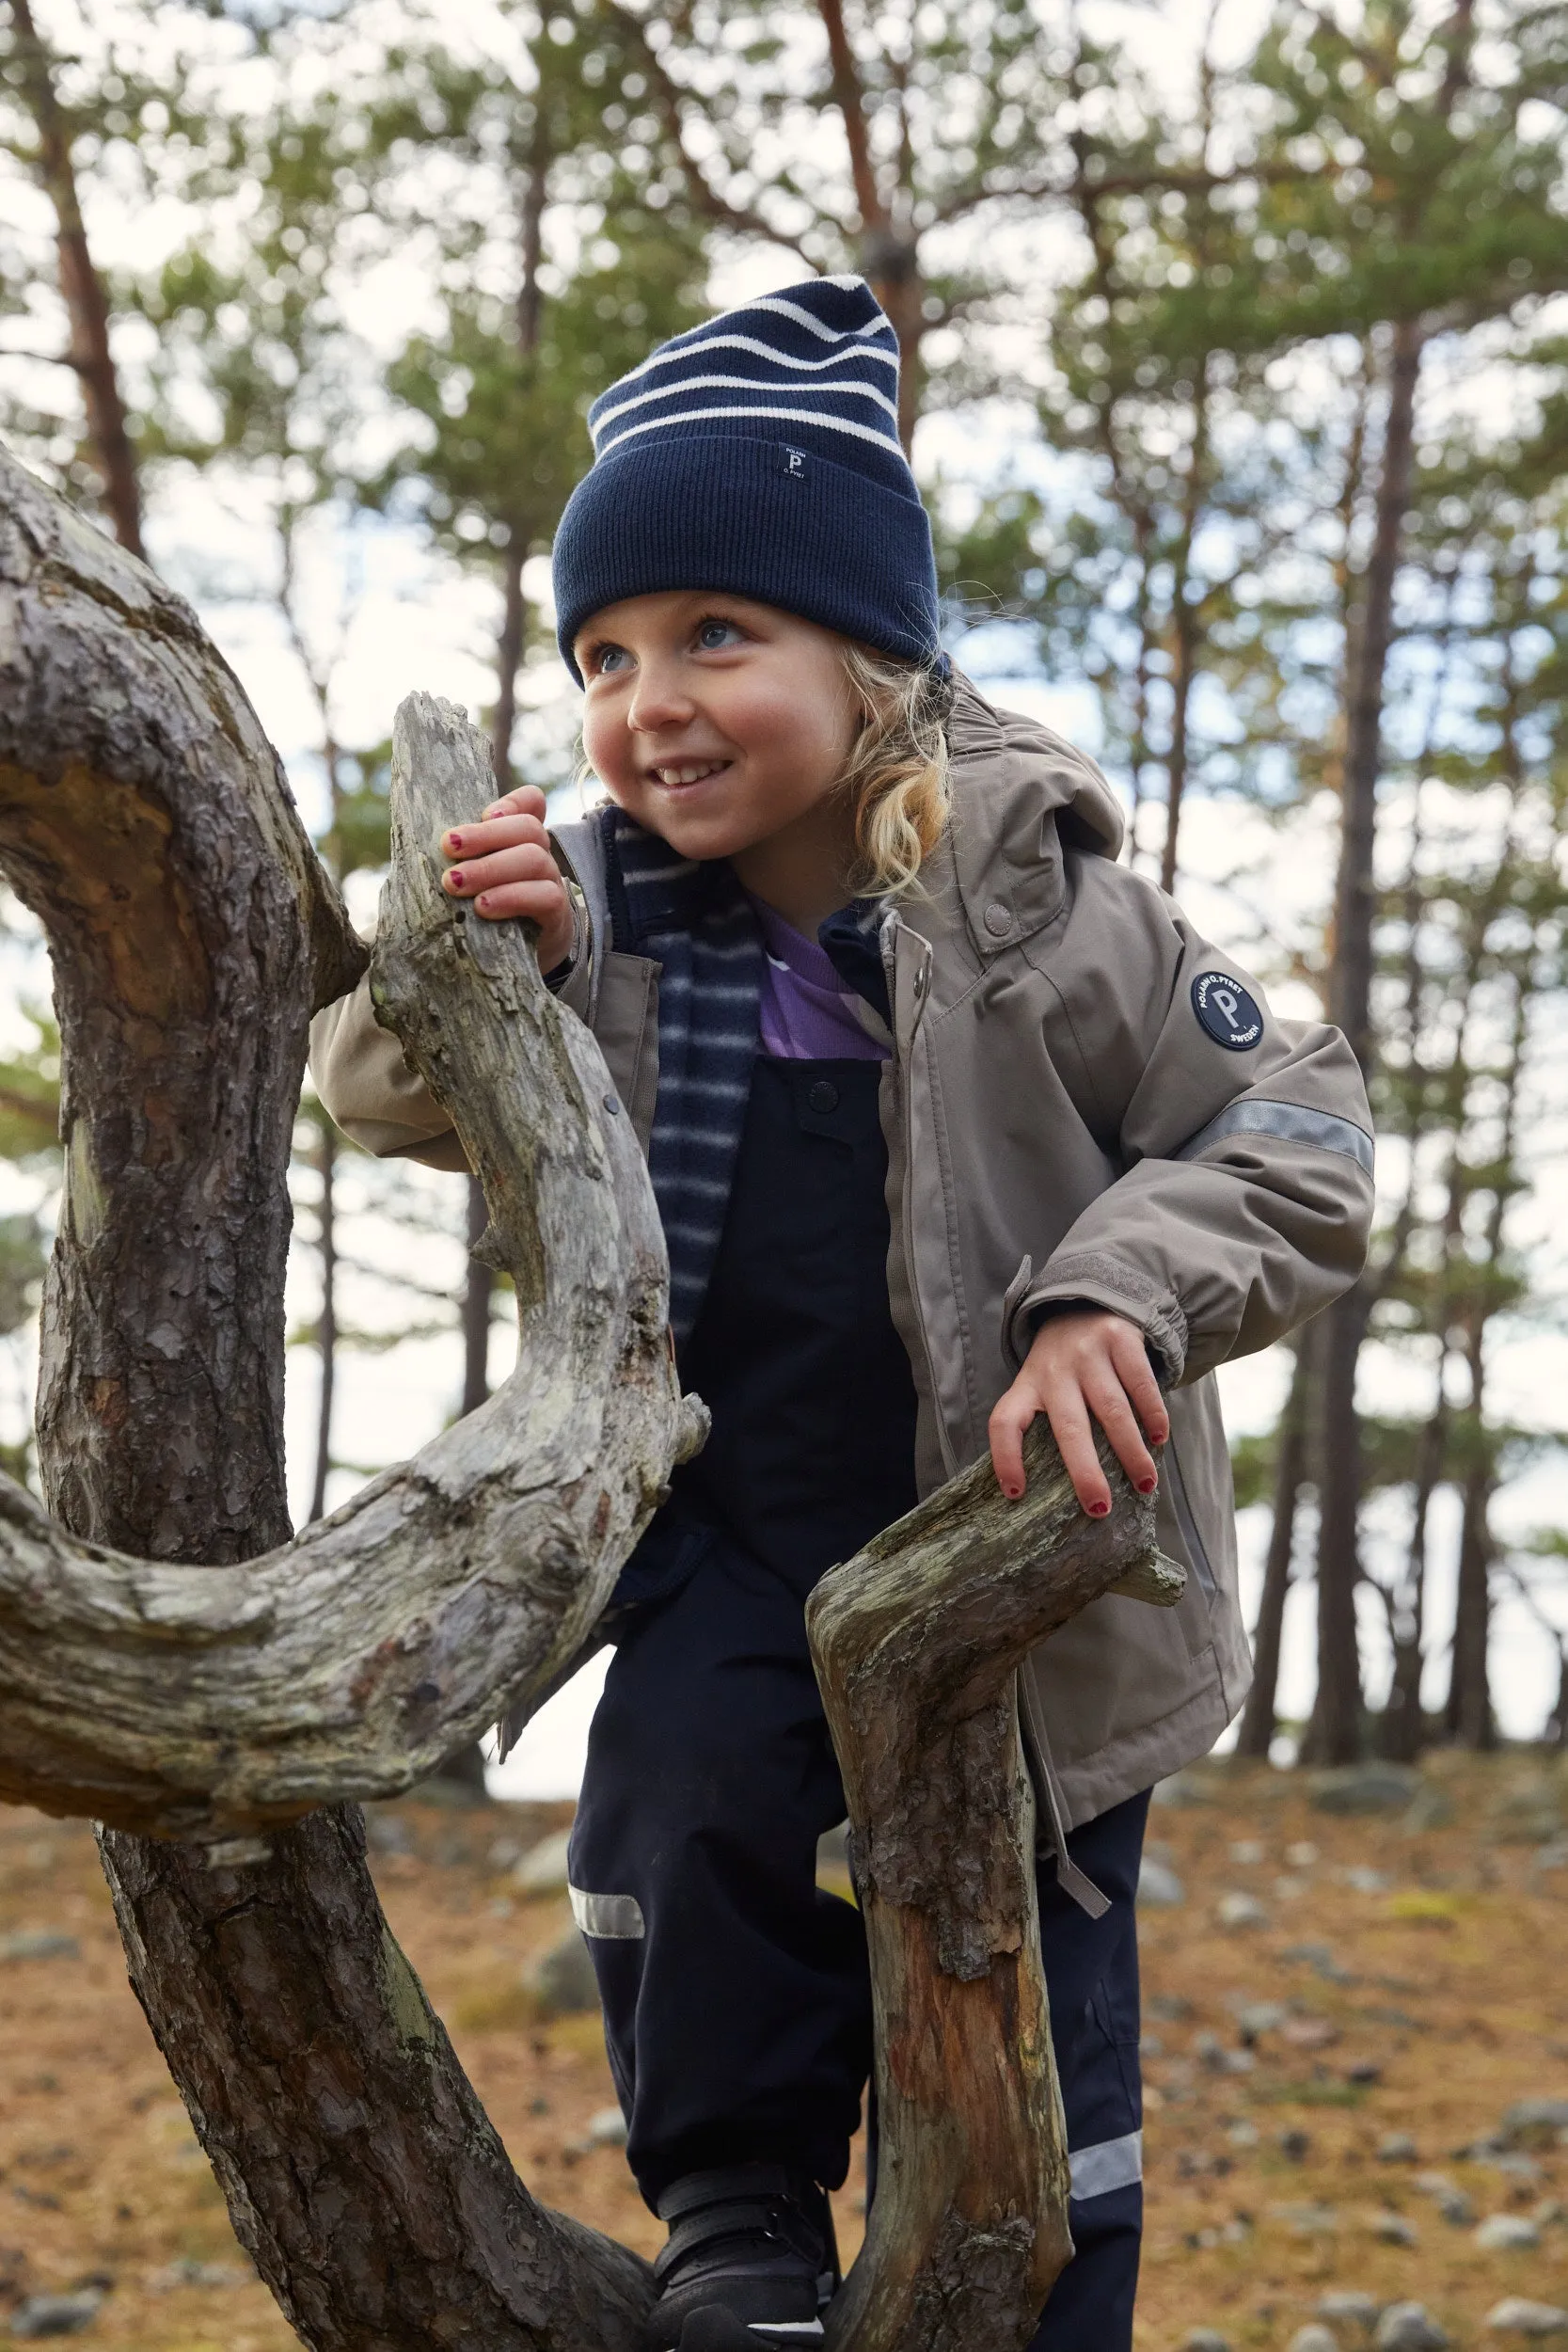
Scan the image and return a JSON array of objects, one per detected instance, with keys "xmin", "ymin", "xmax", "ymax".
[
  {"xmin": 1192, "ymin": 970, "xmax": 1262, "ymax": 1051},
  {"xmin": 774, "ymin": 445, "xmax": 808, "ymax": 480}
]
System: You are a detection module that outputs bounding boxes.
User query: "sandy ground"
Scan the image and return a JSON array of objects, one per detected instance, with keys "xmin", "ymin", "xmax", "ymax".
[{"xmin": 3, "ymin": 1753, "xmax": 1568, "ymax": 2349}]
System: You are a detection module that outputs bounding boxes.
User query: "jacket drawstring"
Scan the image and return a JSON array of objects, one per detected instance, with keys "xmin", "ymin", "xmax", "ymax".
[{"xmin": 1020, "ymin": 1670, "xmax": 1111, "ymax": 1920}]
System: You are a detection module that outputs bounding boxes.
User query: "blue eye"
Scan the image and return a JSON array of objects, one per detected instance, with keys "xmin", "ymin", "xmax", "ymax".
[
  {"xmin": 594, "ymin": 643, "xmax": 631, "ymax": 675},
  {"xmin": 696, "ymin": 617, "xmax": 742, "ymax": 651}
]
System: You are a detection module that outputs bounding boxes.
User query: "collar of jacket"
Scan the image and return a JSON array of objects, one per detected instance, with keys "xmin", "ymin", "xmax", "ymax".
[{"xmin": 935, "ymin": 674, "xmax": 1125, "ymax": 962}]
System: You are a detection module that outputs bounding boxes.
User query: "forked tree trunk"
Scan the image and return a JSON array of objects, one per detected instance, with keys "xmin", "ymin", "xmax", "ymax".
[{"xmin": 0, "ymin": 444, "xmax": 1180, "ymax": 2352}]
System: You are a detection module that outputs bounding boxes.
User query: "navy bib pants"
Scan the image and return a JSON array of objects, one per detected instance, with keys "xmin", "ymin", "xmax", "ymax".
[{"xmin": 570, "ymin": 1057, "xmax": 1147, "ymax": 2349}]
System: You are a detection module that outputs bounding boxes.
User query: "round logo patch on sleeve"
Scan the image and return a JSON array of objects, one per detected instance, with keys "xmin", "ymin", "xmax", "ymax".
[{"xmin": 1192, "ymin": 970, "xmax": 1263, "ymax": 1051}]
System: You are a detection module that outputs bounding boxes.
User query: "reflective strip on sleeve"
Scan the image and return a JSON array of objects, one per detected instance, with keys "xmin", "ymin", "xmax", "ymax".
[
  {"xmin": 569, "ymin": 1884, "xmax": 645, "ymax": 1940},
  {"xmin": 1173, "ymin": 1098, "xmax": 1374, "ymax": 1174},
  {"xmin": 1069, "ymin": 2128, "xmax": 1144, "ymax": 2201}
]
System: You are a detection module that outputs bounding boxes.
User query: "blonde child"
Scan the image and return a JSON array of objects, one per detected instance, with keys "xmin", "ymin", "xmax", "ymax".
[{"xmin": 312, "ymin": 276, "xmax": 1373, "ymax": 2352}]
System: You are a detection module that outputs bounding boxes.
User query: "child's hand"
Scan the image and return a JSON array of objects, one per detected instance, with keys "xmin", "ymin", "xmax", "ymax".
[
  {"xmin": 440, "ymin": 786, "xmax": 575, "ymax": 973},
  {"xmin": 989, "ymin": 1308, "xmax": 1169, "ymax": 1518}
]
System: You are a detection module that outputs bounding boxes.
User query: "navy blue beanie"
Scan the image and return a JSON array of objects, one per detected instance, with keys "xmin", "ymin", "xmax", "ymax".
[{"xmin": 551, "ymin": 276, "xmax": 940, "ymax": 682}]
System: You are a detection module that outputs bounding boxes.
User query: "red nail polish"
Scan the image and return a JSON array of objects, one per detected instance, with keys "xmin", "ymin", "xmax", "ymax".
[
  {"xmin": 447, "ymin": 832, "xmax": 463, "ymax": 850},
  {"xmin": 1137, "ymin": 1476, "xmax": 1157, "ymax": 1495},
  {"xmin": 448, "ymin": 869, "xmax": 464, "ymax": 888},
  {"xmin": 1088, "ymin": 1498, "xmax": 1111, "ymax": 1517}
]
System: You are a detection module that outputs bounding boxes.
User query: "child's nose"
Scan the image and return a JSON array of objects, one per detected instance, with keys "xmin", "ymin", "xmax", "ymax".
[{"xmin": 626, "ymin": 667, "xmax": 698, "ymax": 733}]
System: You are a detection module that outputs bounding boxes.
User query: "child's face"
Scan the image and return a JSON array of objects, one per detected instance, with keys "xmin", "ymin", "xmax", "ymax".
[{"xmin": 576, "ymin": 592, "xmax": 858, "ymax": 866}]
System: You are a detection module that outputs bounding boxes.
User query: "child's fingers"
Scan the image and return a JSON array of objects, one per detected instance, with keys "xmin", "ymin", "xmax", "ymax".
[
  {"xmin": 1105, "ymin": 1321, "xmax": 1170, "ymax": 1444},
  {"xmin": 1080, "ymin": 1365, "xmax": 1159, "ymax": 1499},
  {"xmin": 465, "ymin": 877, "xmax": 566, "ymax": 928},
  {"xmin": 443, "ymin": 841, "xmax": 559, "ymax": 898},
  {"xmin": 442, "ymin": 811, "xmax": 548, "ymax": 865},
  {"xmin": 479, "ymin": 784, "xmax": 547, "ymax": 823},
  {"xmin": 1042, "ymin": 1384, "xmax": 1114, "ymax": 1518},
  {"xmin": 987, "ymin": 1387, "xmax": 1035, "ymax": 1502}
]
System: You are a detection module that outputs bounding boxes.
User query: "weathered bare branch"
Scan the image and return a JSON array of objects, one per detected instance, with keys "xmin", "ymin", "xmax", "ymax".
[
  {"xmin": 811, "ymin": 1441, "xmax": 1180, "ymax": 2351},
  {"xmin": 0, "ymin": 682, "xmax": 695, "ymax": 1837}
]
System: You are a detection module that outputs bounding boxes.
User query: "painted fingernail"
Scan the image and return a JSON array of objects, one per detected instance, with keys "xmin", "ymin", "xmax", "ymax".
[
  {"xmin": 1137, "ymin": 1475, "xmax": 1158, "ymax": 1495},
  {"xmin": 446, "ymin": 831, "xmax": 463, "ymax": 850},
  {"xmin": 476, "ymin": 892, "xmax": 492, "ymax": 910},
  {"xmin": 447, "ymin": 868, "xmax": 464, "ymax": 888},
  {"xmin": 1006, "ymin": 1484, "xmax": 1023, "ymax": 1501},
  {"xmin": 1088, "ymin": 1498, "xmax": 1112, "ymax": 1517}
]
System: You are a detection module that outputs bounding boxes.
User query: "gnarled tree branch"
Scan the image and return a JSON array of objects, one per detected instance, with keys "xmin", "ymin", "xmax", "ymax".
[{"xmin": 0, "ymin": 687, "xmax": 694, "ymax": 1837}]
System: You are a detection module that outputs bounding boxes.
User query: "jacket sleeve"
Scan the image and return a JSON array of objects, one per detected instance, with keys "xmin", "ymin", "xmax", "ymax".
[
  {"xmin": 307, "ymin": 862, "xmax": 591, "ymax": 1175},
  {"xmin": 1007, "ymin": 871, "xmax": 1374, "ymax": 1386},
  {"xmin": 308, "ymin": 978, "xmax": 470, "ymax": 1172}
]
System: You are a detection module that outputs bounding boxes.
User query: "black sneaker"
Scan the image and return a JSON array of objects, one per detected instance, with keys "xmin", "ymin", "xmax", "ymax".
[{"xmin": 646, "ymin": 2163, "xmax": 838, "ymax": 2350}]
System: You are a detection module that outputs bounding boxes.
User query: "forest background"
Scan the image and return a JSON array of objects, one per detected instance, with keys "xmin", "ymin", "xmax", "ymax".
[{"xmin": 1, "ymin": 0, "xmax": 1566, "ymax": 1783}]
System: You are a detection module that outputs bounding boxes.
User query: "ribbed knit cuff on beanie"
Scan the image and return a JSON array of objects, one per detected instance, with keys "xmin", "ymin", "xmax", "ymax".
[{"xmin": 551, "ymin": 276, "xmax": 940, "ymax": 680}]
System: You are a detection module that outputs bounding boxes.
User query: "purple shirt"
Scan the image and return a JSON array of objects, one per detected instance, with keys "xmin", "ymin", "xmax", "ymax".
[{"xmin": 750, "ymin": 898, "xmax": 888, "ymax": 1062}]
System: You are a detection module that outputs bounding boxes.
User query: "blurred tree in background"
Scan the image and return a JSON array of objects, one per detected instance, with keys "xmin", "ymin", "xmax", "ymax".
[{"xmin": 2, "ymin": 0, "xmax": 1567, "ymax": 1760}]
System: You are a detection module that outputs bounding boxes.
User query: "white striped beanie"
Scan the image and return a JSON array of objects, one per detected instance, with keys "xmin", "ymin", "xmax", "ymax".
[{"xmin": 551, "ymin": 275, "xmax": 940, "ymax": 679}]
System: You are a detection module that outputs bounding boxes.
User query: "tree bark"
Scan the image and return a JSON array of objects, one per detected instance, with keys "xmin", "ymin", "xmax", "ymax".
[
  {"xmin": 1307, "ymin": 318, "xmax": 1424, "ymax": 1765},
  {"xmin": 7, "ymin": 0, "xmax": 145, "ymax": 558},
  {"xmin": 491, "ymin": 540, "xmax": 527, "ymax": 788},
  {"xmin": 309, "ymin": 1114, "xmax": 339, "ymax": 1521},
  {"xmin": 0, "ymin": 447, "xmax": 666, "ymax": 2351},
  {"xmin": 1445, "ymin": 1464, "xmax": 1495, "ymax": 1750},
  {"xmin": 1234, "ymin": 1339, "xmax": 1311, "ymax": 1760},
  {"xmin": 1303, "ymin": 1285, "xmax": 1370, "ymax": 1764},
  {"xmin": 0, "ymin": 686, "xmax": 696, "ymax": 1836},
  {"xmin": 489, "ymin": 127, "xmax": 547, "ymax": 788},
  {"xmin": 462, "ymin": 1170, "xmax": 494, "ymax": 1416},
  {"xmin": 811, "ymin": 1442, "xmax": 1180, "ymax": 2352}
]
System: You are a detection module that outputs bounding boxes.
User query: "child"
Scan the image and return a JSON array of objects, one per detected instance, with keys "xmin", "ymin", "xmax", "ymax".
[{"xmin": 310, "ymin": 276, "xmax": 1373, "ymax": 2352}]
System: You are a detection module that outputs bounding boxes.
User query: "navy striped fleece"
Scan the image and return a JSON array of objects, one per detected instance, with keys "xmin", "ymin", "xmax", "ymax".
[
  {"xmin": 598, "ymin": 804, "xmax": 766, "ymax": 1349},
  {"xmin": 552, "ymin": 276, "xmax": 940, "ymax": 678}
]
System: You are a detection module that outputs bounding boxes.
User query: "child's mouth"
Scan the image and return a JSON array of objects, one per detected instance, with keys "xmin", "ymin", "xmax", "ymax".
[{"xmin": 648, "ymin": 759, "xmax": 731, "ymax": 789}]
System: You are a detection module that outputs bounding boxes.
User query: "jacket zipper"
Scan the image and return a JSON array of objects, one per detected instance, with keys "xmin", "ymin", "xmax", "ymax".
[{"xmin": 881, "ymin": 914, "xmax": 957, "ymax": 1482}]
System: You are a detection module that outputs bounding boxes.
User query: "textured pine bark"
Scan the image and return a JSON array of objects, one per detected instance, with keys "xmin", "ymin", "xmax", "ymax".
[
  {"xmin": 0, "ymin": 688, "xmax": 697, "ymax": 1836},
  {"xmin": 808, "ymin": 1443, "xmax": 1180, "ymax": 2352},
  {"xmin": 0, "ymin": 447, "xmax": 659, "ymax": 2351}
]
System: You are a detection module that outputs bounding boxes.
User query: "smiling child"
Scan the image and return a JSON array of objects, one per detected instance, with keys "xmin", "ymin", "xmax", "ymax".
[{"xmin": 310, "ymin": 275, "xmax": 1374, "ymax": 2352}]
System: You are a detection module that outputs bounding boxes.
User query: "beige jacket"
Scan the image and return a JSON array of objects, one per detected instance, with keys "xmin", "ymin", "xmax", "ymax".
[{"xmin": 310, "ymin": 680, "xmax": 1374, "ymax": 1830}]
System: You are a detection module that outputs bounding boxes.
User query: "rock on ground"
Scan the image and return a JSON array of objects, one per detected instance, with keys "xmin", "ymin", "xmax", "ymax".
[
  {"xmin": 1477, "ymin": 2215, "xmax": 1542, "ymax": 2250},
  {"xmin": 524, "ymin": 1928, "xmax": 600, "ymax": 2017},
  {"xmin": 1311, "ymin": 1765, "xmax": 1421, "ymax": 1816},
  {"xmin": 1319, "ymin": 2288, "xmax": 1381, "ymax": 2329},
  {"xmin": 1374, "ymin": 2305, "xmax": 1449, "ymax": 2350},
  {"xmin": 1488, "ymin": 2302, "xmax": 1568, "ymax": 2339},
  {"xmin": 1138, "ymin": 1856, "xmax": 1186, "ymax": 1906},
  {"xmin": 513, "ymin": 1827, "xmax": 574, "ymax": 1895},
  {"xmin": 8, "ymin": 2292, "xmax": 104, "ymax": 2338}
]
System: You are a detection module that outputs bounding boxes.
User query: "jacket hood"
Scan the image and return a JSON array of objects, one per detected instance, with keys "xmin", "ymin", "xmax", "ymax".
[{"xmin": 936, "ymin": 674, "xmax": 1124, "ymax": 964}]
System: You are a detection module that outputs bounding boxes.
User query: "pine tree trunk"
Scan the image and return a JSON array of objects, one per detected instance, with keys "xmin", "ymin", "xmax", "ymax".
[
  {"xmin": 1304, "ymin": 1286, "xmax": 1369, "ymax": 1764},
  {"xmin": 308, "ymin": 1115, "xmax": 338, "ymax": 1521},
  {"xmin": 1445, "ymin": 1465, "xmax": 1495, "ymax": 1750},
  {"xmin": 1308, "ymin": 318, "xmax": 1424, "ymax": 1764},
  {"xmin": 1234, "ymin": 1340, "xmax": 1310, "ymax": 1759},
  {"xmin": 8, "ymin": 0, "xmax": 145, "ymax": 558},
  {"xmin": 0, "ymin": 443, "xmax": 657, "ymax": 2352}
]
